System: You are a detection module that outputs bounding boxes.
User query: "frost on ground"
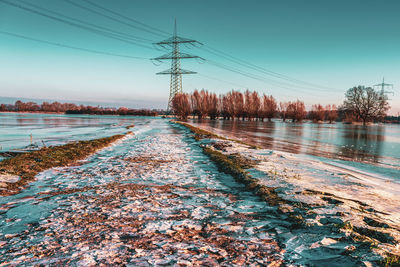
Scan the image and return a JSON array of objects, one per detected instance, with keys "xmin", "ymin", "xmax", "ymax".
[
  {"xmin": 0, "ymin": 119, "xmax": 283, "ymax": 266},
  {"xmin": 187, "ymin": 121, "xmax": 400, "ymax": 264}
]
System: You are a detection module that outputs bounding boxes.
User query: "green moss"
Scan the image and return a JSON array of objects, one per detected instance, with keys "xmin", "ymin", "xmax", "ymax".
[{"xmin": 0, "ymin": 133, "xmax": 128, "ymax": 196}]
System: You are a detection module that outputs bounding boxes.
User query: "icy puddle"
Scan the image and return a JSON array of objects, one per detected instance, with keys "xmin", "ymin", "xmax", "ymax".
[{"xmin": 0, "ymin": 119, "xmax": 284, "ymax": 266}]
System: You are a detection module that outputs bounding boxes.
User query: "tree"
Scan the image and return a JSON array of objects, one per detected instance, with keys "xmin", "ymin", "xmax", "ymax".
[
  {"xmin": 310, "ymin": 104, "xmax": 325, "ymax": 122},
  {"xmin": 342, "ymin": 86, "xmax": 390, "ymax": 125},
  {"xmin": 262, "ymin": 95, "xmax": 277, "ymax": 122},
  {"xmin": 287, "ymin": 100, "xmax": 307, "ymax": 122},
  {"xmin": 205, "ymin": 92, "xmax": 219, "ymax": 120},
  {"xmin": 279, "ymin": 102, "xmax": 290, "ymax": 122},
  {"xmin": 249, "ymin": 91, "xmax": 261, "ymax": 120},
  {"xmin": 172, "ymin": 93, "xmax": 192, "ymax": 120},
  {"xmin": 232, "ymin": 91, "xmax": 244, "ymax": 120},
  {"xmin": 325, "ymin": 104, "xmax": 338, "ymax": 123}
]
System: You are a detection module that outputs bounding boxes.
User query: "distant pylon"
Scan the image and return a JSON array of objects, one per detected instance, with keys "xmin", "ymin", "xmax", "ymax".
[
  {"xmin": 152, "ymin": 20, "xmax": 203, "ymax": 112},
  {"xmin": 374, "ymin": 77, "xmax": 394, "ymax": 96}
]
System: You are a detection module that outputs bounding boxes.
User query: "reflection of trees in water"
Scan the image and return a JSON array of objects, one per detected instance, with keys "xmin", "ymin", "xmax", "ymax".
[
  {"xmin": 339, "ymin": 125, "xmax": 385, "ymax": 163},
  {"xmin": 283, "ymin": 122, "xmax": 304, "ymax": 154},
  {"xmin": 16, "ymin": 115, "xmax": 40, "ymax": 126},
  {"xmin": 304, "ymin": 123, "xmax": 324, "ymax": 156},
  {"xmin": 200, "ymin": 119, "xmax": 276, "ymax": 149}
]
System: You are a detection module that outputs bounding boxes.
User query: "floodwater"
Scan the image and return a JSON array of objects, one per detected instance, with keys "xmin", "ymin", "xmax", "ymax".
[
  {"xmin": 0, "ymin": 117, "xmax": 380, "ymax": 265},
  {"xmin": 192, "ymin": 119, "xmax": 400, "ymax": 181},
  {"xmin": 0, "ymin": 112, "xmax": 135, "ymax": 152}
]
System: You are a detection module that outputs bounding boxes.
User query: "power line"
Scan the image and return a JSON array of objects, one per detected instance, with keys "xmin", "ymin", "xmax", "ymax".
[
  {"xmin": 198, "ymin": 73, "xmax": 249, "ymax": 89},
  {"xmin": 18, "ymin": 0, "xmax": 153, "ymax": 44},
  {"xmin": 206, "ymin": 60, "xmax": 331, "ymax": 97},
  {"xmin": 0, "ymin": 30, "xmax": 148, "ymax": 59},
  {"xmin": 201, "ymin": 46, "xmax": 337, "ymax": 92},
  {"xmin": 0, "ymin": 0, "xmax": 155, "ymax": 50},
  {"xmin": 58, "ymin": 0, "xmax": 341, "ymax": 94},
  {"xmin": 1, "ymin": 0, "xmax": 343, "ymax": 97},
  {"xmin": 63, "ymin": 0, "xmax": 161, "ymax": 40},
  {"xmin": 82, "ymin": 0, "xmax": 170, "ymax": 37}
]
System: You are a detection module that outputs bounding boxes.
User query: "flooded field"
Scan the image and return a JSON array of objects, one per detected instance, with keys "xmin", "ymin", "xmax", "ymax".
[
  {"xmin": 0, "ymin": 115, "xmax": 398, "ymax": 265},
  {"xmin": 192, "ymin": 119, "xmax": 400, "ymax": 182},
  {"xmin": 0, "ymin": 112, "xmax": 135, "ymax": 152}
]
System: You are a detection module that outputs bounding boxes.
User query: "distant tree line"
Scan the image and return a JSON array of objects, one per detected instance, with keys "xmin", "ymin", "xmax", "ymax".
[
  {"xmin": 172, "ymin": 86, "xmax": 392, "ymax": 125},
  {"xmin": 0, "ymin": 100, "xmax": 158, "ymax": 116},
  {"xmin": 172, "ymin": 89, "xmax": 337, "ymax": 122}
]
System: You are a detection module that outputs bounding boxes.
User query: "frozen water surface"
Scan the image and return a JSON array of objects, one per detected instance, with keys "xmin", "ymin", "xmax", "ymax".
[
  {"xmin": 192, "ymin": 119, "xmax": 400, "ymax": 182},
  {"xmin": 0, "ymin": 116, "xmax": 392, "ymax": 265},
  {"xmin": 0, "ymin": 112, "xmax": 135, "ymax": 152}
]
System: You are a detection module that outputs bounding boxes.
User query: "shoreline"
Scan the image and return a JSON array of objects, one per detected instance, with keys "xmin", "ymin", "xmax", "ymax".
[
  {"xmin": 0, "ymin": 111, "xmax": 158, "ymax": 116},
  {"xmin": 174, "ymin": 120, "xmax": 400, "ymax": 265}
]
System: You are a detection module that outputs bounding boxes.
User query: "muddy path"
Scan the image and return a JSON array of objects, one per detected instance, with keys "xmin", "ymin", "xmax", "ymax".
[{"xmin": 0, "ymin": 119, "xmax": 379, "ymax": 266}]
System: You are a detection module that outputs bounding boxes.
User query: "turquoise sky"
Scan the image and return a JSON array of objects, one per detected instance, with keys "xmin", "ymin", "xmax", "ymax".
[{"xmin": 0, "ymin": 0, "xmax": 399, "ymax": 113}]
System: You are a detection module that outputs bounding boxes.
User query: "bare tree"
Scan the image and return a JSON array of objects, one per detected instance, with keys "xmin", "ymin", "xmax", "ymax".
[
  {"xmin": 325, "ymin": 104, "xmax": 338, "ymax": 123},
  {"xmin": 249, "ymin": 91, "xmax": 261, "ymax": 120},
  {"xmin": 206, "ymin": 92, "xmax": 219, "ymax": 120},
  {"xmin": 310, "ymin": 104, "xmax": 325, "ymax": 122},
  {"xmin": 232, "ymin": 91, "xmax": 244, "ymax": 120},
  {"xmin": 287, "ymin": 100, "xmax": 307, "ymax": 122},
  {"xmin": 172, "ymin": 93, "xmax": 192, "ymax": 120},
  {"xmin": 262, "ymin": 95, "xmax": 277, "ymax": 122},
  {"xmin": 191, "ymin": 90, "xmax": 205, "ymax": 119},
  {"xmin": 342, "ymin": 86, "xmax": 390, "ymax": 125},
  {"xmin": 279, "ymin": 102, "xmax": 290, "ymax": 122}
]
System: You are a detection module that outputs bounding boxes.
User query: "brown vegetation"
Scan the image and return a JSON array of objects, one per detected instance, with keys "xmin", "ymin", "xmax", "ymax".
[
  {"xmin": 173, "ymin": 90, "xmax": 318, "ymax": 123},
  {"xmin": 325, "ymin": 104, "xmax": 338, "ymax": 123},
  {"xmin": 175, "ymin": 85, "xmax": 390, "ymax": 125},
  {"xmin": 309, "ymin": 104, "xmax": 325, "ymax": 122},
  {"xmin": 262, "ymin": 95, "xmax": 277, "ymax": 121},
  {"xmin": 287, "ymin": 100, "xmax": 307, "ymax": 122},
  {"xmin": 172, "ymin": 93, "xmax": 192, "ymax": 120}
]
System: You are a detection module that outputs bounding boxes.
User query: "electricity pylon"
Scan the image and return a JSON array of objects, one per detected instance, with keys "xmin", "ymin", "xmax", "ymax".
[
  {"xmin": 374, "ymin": 77, "xmax": 394, "ymax": 97},
  {"xmin": 153, "ymin": 20, "xmax": 203, "ymax": 112}
]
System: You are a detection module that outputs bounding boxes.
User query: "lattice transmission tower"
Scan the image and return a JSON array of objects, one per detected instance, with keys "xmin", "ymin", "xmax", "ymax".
[
  {"xmin": 374, "ymin": 77, "xmax": 394, "ymax": 97},
  {"xmin": 153, "ymin": 20, "xmax": 203, "ymax": 111}
]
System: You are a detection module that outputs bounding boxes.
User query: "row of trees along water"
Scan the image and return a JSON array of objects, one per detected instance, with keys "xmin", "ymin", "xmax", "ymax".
[
  {"xmin": 172, "ymin": 86, "xmax": 391, "ymax": 125},
  {"xmin": 0, "ymin": 101, "xmax": 158, "ymax": 116}
]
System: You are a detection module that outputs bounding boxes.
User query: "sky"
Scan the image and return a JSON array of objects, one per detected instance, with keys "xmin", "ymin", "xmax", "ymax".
[{"xmin": 0, "ymin": 0, "xmax": 399, "ymax": 113}]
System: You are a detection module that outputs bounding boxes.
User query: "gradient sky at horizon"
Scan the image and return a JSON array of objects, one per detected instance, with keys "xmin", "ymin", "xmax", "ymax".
[{"xmin": 0, "ymin": 0, "xmax": 399, "ymax": 113}]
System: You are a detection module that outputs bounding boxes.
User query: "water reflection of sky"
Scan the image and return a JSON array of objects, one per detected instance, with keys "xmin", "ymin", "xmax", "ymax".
[
  {"xmin": 192, "ymin": 119, "xmax": 400, "ymax": 170},
  {"xmin": 0, "ymin": 112, "xmax": 137, "ymax": 151}
]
